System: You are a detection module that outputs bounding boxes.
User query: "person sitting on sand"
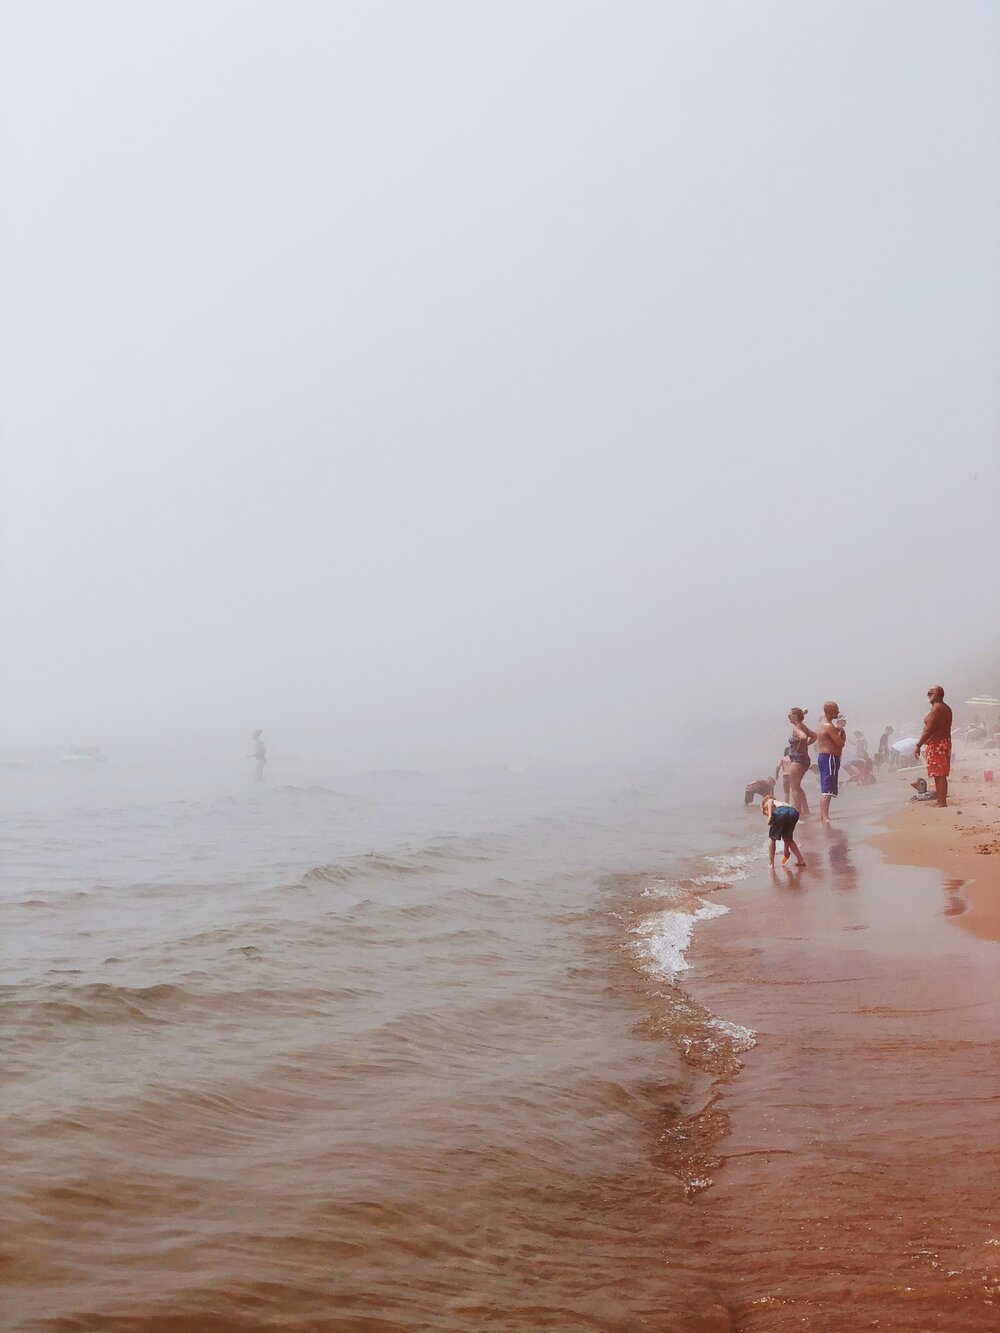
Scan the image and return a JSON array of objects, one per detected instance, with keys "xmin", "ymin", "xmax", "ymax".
[
  {"xmin": 963, "ymin": 719, "xmax": 987, "ymax": 746},
  {"xmin": 744, "ymin": 776, "xmax": 776, "ymax": 806},
  {"xmin": 844, "ymin": 729, "xmax": 876, "ymax": 785},
  {"xmin": 761, "ymin": 793, "xmax": 806, "ymax": 868},
  {"xmin": 786, "ymin": 708, "xmax": 816, "ymax": 818}
]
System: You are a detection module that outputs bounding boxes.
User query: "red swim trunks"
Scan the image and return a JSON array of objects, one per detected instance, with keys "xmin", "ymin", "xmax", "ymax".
[{"xmin": 925, "ymin": 739, "xmax": 951, "ymax": 778}]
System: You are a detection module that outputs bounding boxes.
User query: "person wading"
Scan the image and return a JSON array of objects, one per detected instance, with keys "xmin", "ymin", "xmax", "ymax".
[
  {"xmin": 816, "ymin": 701, "xmax": 847, "ymax": 824},
  {"xmin": 249, "ymin": 730, "xmax": 267, "ymax": 782},
  {"xmin": 786, "ymin": 707, "xmax": 816, "ymax": 818}
]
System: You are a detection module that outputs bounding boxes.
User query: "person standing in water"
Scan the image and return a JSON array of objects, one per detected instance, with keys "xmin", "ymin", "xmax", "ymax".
[
  {"xmin": 914, "ymin": 685, "xmax": 953, "ymax": 808},
  {"xmin": 816, "ymin": 701, "xmax": 847, "ymax": 824},
  {"xmin": 761, "ymin": 793, "xmax": 806, "ymax": 868},
  {"xmin": 786, "ymin": 707, "xmax": 816, "ymax": 818},
  {"xmin": 249, "ymin": 730, "xmax": 267, "ymax": 782}
]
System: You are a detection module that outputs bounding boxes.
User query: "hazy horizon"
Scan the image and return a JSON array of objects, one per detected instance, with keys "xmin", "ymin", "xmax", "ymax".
[{"xmin": 2, "ymin": 1, "xmax": 998, "ymax": 769}]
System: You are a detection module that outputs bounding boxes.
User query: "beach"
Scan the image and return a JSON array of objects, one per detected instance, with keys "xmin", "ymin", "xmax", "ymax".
[
  {"xmin": 682, "ymin": 751, "xmax": 1000, "ymax": 1329},
  {"xmin": 872, "ymin": 757, "xmax": 1000, "ymax": 941}
]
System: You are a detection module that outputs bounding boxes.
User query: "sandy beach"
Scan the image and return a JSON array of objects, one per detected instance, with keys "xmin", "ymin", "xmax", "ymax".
[
  {"xmin": 684, "ymin": 753, "xmax": 1000, "ymax": 1329},
  {"xmin": 872, "ymin": 753, "xmax": 1000, "ymax": 941}
]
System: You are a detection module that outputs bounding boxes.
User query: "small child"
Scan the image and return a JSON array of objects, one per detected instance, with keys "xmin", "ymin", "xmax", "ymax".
[
  {"xmin": 775, "ymin": 748, "xmax": 794, "ymax": 802},
  {"xmin": 761, "ymin": 794, "xmax": 806, "ymax": 867}
]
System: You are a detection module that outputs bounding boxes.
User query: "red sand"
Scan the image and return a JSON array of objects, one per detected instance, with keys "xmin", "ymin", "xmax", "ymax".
[{"xmin": 686, "ymin": 758, "xmax": 1000, "ymax": 1329}]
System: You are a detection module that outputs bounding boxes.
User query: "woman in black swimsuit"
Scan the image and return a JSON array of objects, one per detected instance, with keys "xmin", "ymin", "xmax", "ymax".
[{"xmin": 786, "ymin": 707, "xmax": 817, "ymax": 817}]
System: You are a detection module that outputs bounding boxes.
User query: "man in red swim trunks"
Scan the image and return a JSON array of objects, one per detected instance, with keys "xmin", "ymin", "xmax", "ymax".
[{"xmin": 914, "ymin": 685, "xmax": 953, "ymax": 808}]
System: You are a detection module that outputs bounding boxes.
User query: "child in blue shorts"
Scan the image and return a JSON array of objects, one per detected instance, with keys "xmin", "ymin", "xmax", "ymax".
[{"xmin": 761, "ymin": 794, "xmax": 806, "ymax": 868}]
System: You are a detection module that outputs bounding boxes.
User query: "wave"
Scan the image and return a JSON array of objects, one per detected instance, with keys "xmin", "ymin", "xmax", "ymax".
[
  {"xmin": 0, "ymin": 981, "xmax": 187, "ymax": 1027},
  {"xmin": 614, "ymin": 844, "xmax": 762, "ymax": 1197},
  {"xmin": 691, "ymin": 849, "xmax": 761, "ymax": 885},
  {"xmin": 294, "ymin": 841, "xmax": 489, "ymax": 889},
  {"xmin": 1, "ymin": 977, "xmax": 383, "ymax": 1032},
  {"xmin": 631, "ymin": 891, "xmax": 728, "ymax": 982},
  {"xmin": 264, "ymin": 784, "xmax": 349, "ymax": 798},
  {"xmin": 299, "ymin": 854, "xmax": 434, "ymax": 886}
]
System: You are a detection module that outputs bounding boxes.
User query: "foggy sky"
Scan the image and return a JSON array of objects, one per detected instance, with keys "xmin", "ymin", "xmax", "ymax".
[{"xmin": 2, "ymin": 1, "xmax": 998, "ymax": 767}]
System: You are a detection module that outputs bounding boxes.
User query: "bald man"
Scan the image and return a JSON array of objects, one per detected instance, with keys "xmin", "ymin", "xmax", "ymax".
[
  {"xmin": 816, "ymin": 700, "xmax": 847, "ymax": 825},
  {"xmin": 914, "ymin": 686, "xmax": 953, "ymax": 807}
]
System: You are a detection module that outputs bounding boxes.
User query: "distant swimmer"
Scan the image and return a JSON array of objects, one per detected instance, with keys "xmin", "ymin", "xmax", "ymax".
[
  {"xmin": 914, "ymin": 685, "xmax": 953, "ymax": 808},
  {"xmin": 249, "ymin": 730, "xmax": 267, "ymax": 782},
  {"xmin": 744, "ymin": 776, "xmax": 776, "ymax": 806},
  {"xmin": 761, "ymin": 794, "xmax": 806, "ymax": 869},
  {"xmin": 816, "ymin": 701, "xmax": 847, "ymax": 824},
  {"xmin": 785, "ymin": 708, "xmax": 817, "ymax": 818}
]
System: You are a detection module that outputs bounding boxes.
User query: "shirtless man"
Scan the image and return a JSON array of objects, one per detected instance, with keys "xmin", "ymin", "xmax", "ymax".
[
  {"xmin": 914, "ymin": 686, "xmax": 953, "ymax": 807},
  {"xmin": 816, "ymin": 700, "xmax": 847, "ymax": 824}
]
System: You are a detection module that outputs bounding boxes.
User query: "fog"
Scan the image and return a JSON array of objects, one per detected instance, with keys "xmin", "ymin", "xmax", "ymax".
[{"xmin": 2, "ymin": 1, "xmax": 998, "ymax": 769}]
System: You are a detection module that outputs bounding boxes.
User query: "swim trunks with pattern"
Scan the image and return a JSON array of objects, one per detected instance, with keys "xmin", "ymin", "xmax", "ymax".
[{"xmin": 924, "ymin": 738, "xmax": 951, "ymax": 778}]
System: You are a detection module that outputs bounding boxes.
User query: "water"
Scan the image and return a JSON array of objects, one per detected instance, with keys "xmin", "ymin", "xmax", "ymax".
[
  {"xmin": 2, "ymin": 756, "xmax": 758, "ymax": 1331},
  {"xmin": 8, "ymin": 758, "xmax": 996, "ymax": 1329}
]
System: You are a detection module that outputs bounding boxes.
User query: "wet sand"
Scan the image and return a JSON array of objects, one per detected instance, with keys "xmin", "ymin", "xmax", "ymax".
[
  {"xmin": 871, "ymin": 756, "xmax": 1000, "ymax": 941},
  {"xmin": 687, "ymin": 778, "xmax": 1000, "ymax": 1329}
]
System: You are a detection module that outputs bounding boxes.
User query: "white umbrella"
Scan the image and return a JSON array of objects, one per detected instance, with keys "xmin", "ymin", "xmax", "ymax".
[{"xmin": 892, "ymin": 737, "xmax": 919, "ymax": 758}]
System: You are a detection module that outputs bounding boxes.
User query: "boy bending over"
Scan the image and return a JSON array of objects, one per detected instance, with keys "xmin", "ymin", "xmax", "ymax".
[{"xmin": 761, "ymin": 794, "xmax": 806, "ymax": 868}]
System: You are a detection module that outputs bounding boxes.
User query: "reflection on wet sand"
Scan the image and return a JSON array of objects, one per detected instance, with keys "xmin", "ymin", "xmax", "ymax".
[
  {"xmin": 824, "ymin": 826, "xmax": 859, "ymax": 891},
  {"xmin": 688, "ymin": 811, "xmax": 1000, "ymax": 1330},
  {"xmin": 942, "ymin": 876, "xmax": 970, "ymax": 917}
]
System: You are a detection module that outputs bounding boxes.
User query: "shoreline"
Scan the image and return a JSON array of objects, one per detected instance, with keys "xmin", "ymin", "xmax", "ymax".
[
  {"xmin": 683, "ymin": 762, "xmax": 1000, "ymax": 1329},
  {"xmin": 868, "ymin": 751, "xmax": 1000, "ymax": 940}
]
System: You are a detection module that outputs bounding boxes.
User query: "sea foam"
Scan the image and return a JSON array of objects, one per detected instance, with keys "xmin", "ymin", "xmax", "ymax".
[{"xmin": 632, "ymin": 895, "xmax": 728, "ymax": 980}]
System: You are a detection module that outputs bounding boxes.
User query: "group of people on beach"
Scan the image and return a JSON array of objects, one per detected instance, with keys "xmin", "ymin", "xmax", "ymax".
[{"xmin": 744, "ymin": 686, "xmax": 955, "ymax": 871}]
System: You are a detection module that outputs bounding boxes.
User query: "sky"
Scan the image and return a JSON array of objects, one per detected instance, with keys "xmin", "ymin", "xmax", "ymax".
[{"xmin": 2, "ymin": 1, "xmax": 998, "ymax": 767}]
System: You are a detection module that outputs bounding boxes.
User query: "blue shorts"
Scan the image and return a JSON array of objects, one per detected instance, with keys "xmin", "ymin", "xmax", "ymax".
[
  {"xmin": 768, "ymin": 807, "xmax": 800, "ymax": 842},
  {"xmin": 818, "ymin": 753, "xmax": 841, "ymax": 797}
]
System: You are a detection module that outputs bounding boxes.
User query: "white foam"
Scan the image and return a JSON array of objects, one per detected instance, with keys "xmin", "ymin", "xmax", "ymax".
[
  {"xmin": 633, "ymin": 896, "xmax": 727, "ymax": 980},
  {"xmin": 707, "ymin": 1015, "xmax": 757, "ymax": 1052},
  {"xmin": 691, "ymin": 849, "xmax": 763, "ymax": 885},
  {"xmin": 678, "ymin": 1016, "xmax": 758, "ymax": 1062}
]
